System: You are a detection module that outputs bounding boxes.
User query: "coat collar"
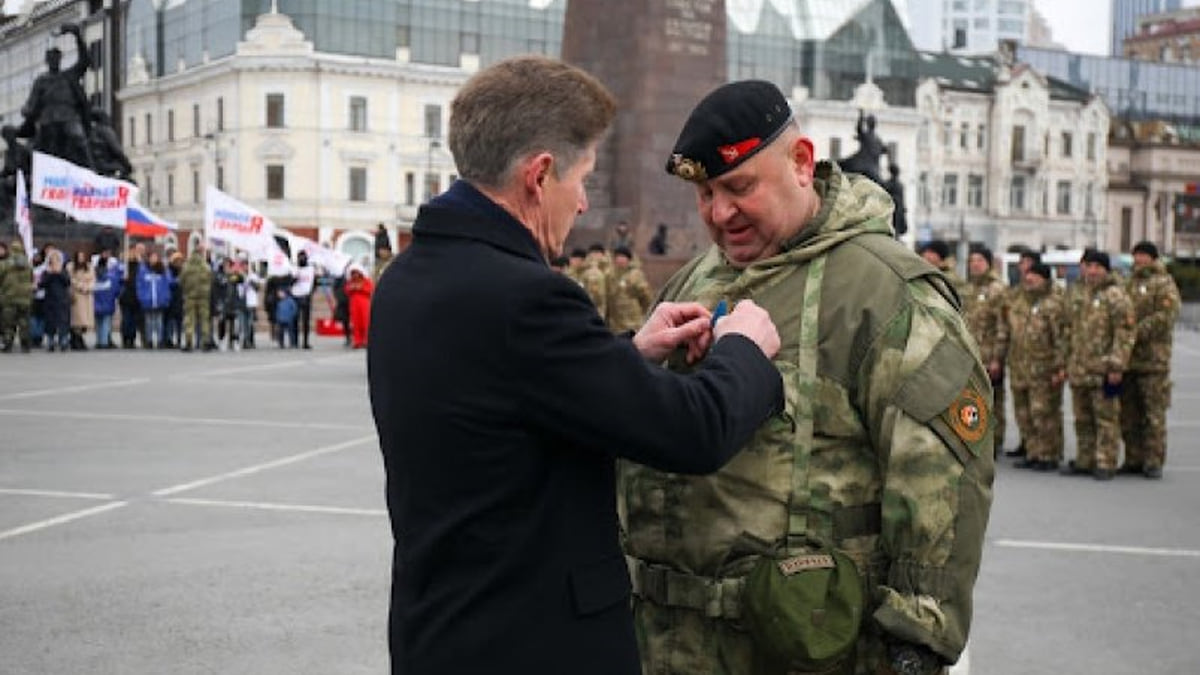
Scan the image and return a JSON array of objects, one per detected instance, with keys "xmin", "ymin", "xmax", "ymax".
[{"xmin": 412, "ymin": 180, "xmax": 545, "ymax": 264}]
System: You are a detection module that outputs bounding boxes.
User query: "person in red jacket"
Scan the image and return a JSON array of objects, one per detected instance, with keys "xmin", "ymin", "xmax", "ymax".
[{"xmin": 345, "ymin": 263, "xmax": 373, "ymax": 349}]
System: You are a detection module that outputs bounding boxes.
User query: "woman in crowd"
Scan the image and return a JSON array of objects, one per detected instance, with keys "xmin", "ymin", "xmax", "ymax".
[
  {"xmin": 39, "ymin": 250, "xmax": 72, "ymax": 352},
  {"xmin": 92, "ymin": 251, "xmax": 122, "ymax": 349},
  {"xmin": 240, "ymin": 260, "xmax": 262, "ymax": 349},
  {"xmin": 345, "ymin": 263, "xmax": 373, "ymax": 349},
  {"xmin": 67, "ymin": 249, "xmax": 95, "ymax": 351},
  {"xmin": 136, "ymin": 250, "xmax": 172, "ymax": 349},
  {"xmin": 165, "ymin": 251, "xmax": 185, "ymax": 349}
]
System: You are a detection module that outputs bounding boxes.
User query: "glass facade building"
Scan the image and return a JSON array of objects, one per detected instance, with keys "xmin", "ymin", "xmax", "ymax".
[
  {"xmin": 1111, "ymin": 0, "xmax": 1180, "ymax": 56},
  {"xmin": 1019, "ymin": 44, "xmax": 1200, "ymax": 128},
  {"xmin": 124, "ymin": 0, "xmax": 922, "ymax": 105}
]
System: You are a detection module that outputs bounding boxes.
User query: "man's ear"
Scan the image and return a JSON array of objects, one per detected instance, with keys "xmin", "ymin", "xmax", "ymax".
[
  {"xmin": 522, "ymin": 152, "xmax": 554, "ymax": 200},
  {"xmin": 789, "ymin": 136, "xmax": 816, "ymax": 186}
]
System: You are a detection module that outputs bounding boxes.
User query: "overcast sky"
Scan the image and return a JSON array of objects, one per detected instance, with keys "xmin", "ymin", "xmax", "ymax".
[{"xmin": 4, "ymin": 0, "xmax": 1199, "ymax": 57}]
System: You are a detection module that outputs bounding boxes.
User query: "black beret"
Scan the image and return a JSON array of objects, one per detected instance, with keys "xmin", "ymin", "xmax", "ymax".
[
  {"xmin": 666, "ymin": 80, "xmax": 793, "ymax": 182},
  {"xmin": 1132, "ymin": 240, "xmax": 1159, "ymax": 259},
  {"xmin": 919, "ymin": 240, "xmax": 951, "ymax": 261},
  {"xmin": 1028, "ymin": 262, "xmax": 1052, "ymax": 280},
  {"xmin": 570, "ymin": 248, "xmax": 587, "ymax": 258},
  {"xmin": 587, "ymin": 243, "xmax": 606, "ymax": 254},
  {"xmin": 612, "ymin": 246, "xmax": 632, "ymax": 259},
  {"xmin": 1082, "ymin": 250, "xmax": 1111, "ymax": 270},
  {"xmin": 1018, "ymin": 248, "xmax": 1041, "ymax": 264},
  {"xmin": 970, "ymin": 245, "xmax": 993, "ymax": 266}
]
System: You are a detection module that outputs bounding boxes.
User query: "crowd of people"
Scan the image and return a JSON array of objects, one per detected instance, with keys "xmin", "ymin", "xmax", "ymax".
[
  {"xmin": 920, "ymin": 238, "xmax": 1181, "ymax": 480},
  {"xmin": 0, "ymin": 235, "xmax": 377, "ymax": 354},
  {"xmin": 550, "ymin": 243, "xmax": 654, "ymax": 334}
]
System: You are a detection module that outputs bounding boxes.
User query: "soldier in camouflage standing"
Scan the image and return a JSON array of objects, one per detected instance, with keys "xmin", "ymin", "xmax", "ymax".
[
  {"xmin": 964, "ymin": 246, "xmax": 1009, "ymax": 456},
  {"xmin": 604, "ymin": 246, "xmax": 653, "ymax": 333},
  {"xmin": 918, "ymin": 239, "xmax": 966, "ymax": 292},
  {"xmin": 0, "ymin": 240, "xmax": 35, "ymax": 353},
  {"xmin": 621, "ymin": 80, "xmax": 993, "ymax": 675},
  {"xmin": 1064, "ymin": 251, "xmax": 1135, "ymax": 480},
  {"xmin": 1007, "ymin": 263, "xmax": 1069, "ymax": 470},
  {"xmin": 178, "ymin": 246, "xmax": 213, "ymax": 352},
  {"xmin": 1002, "ymin": 247, "xmax": 1041, "ymax": 457},
  {"xmin": 1120, "ymin": 241, "xmax": 1180, "ymax": 479},
  {"xmin": 579, "ymin": 244, "xmax": 608, "ymax": 316}
]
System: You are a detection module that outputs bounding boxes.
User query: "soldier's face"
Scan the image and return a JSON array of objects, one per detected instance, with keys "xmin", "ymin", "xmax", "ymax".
[
  {"xmin": 1133, "ymin": 252, "xmax": 1153, "ymax": 269},
  {"xmin": 1082, "ymin": 261, "xmax": 1107, "ymax": 284},
  {"xmin": 968, "ymin": 253, "xmax": 989, "ymax": 277},
  {"xmin": 695, "ymin": 133, "xmax": 816, "ymax": 268},
  {"xmin": 1022, "ymin": 271, "xmax": 1045, "ymax": 291}
]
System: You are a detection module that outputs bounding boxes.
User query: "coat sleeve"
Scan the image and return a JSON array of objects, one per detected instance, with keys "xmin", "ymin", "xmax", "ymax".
[
  {"xmin": 512, "ymin": 274, "xmax": 783, "ymax": 475},
  {"xmin": 858, "ymin": 279, "xmax": 995, "ymax": 664}
]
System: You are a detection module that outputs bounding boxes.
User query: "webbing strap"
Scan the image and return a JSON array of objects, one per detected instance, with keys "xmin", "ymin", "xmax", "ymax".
[{"xmin": 787, "ymin": 257, "xmax": 825, "ymax": 551}]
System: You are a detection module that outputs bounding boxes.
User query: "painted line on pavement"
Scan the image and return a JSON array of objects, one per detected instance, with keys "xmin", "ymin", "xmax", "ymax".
[
  {"xmin": 0, "ymin": 408, "xmax": 368, "ymax": 432},
  {"xmin": 0, "ymin": 501, "xmax": 129, "ymax": 542},
  {"xmin": 151, "ymin": 434, "xmax": 377, "ymax": 497},
  {"xmin": 163, "ymin": 497, "xmax": 385, "ymax": 517},
  {"xmin": 0, "ymin": 378, "xmax": 149, "ymax": 402},
  {"xmin": 183, "ymin": 359, "xmax": 311, "ymax": 378},
  {"xmin": 182, "ymin": 377, "xmax": 365, "ymax": 391},
  {"xmin": 994, "ymin": 538, "xmax": 1200, "ymax": 558},
  {"xmin": 0, "ymin": 488, "xmax": 116, "ymax": 500}
]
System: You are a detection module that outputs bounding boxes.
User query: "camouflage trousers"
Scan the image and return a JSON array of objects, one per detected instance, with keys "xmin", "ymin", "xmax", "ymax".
[
  {"xmin": 1071, "ymin": 385, "xmax": 1121, "ymax": 471},
  {"xmin": 1120, "ymin": 372, "xmax": 1172, "ymax": 470},
  {"xmin": 632, "ymin": 599, "xmax": 904, "ymax": 675},
  {"xmin": 0, "ymin": 303, "xmax": 31, "ymax": 347},
  {"xmin": 182, "ymin": 298, "xmax": 210, "ymax": 347},
  {"xmin": 1011, "ymin": 382, "xmax": 1064, "ymax": 462}
]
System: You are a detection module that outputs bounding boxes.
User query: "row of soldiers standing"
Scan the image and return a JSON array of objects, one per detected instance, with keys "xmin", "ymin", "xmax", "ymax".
[
  {"xmin": 556, "ymin": 244, "xmax": 653, "ymax": 334},
  {"xmin": 921, "ymin": 240, "xmax": 1180, "ymax": 480}
]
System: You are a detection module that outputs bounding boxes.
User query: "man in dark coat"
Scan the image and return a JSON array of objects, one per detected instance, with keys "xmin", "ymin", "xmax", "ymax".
[{"xmin": 367, "ymin": 56, "xmax": 785, "ymax": 675}]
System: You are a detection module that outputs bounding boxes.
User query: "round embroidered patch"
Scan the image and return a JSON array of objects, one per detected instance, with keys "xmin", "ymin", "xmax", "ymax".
[{"xmin": 948, "ymin": 387, "xmax": 988, "ymax": 444}]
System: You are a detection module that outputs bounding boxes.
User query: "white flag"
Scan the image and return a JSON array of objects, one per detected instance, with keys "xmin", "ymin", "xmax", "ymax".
[
  {"xmin": 30, "ymin": 151, "xmax": 138, "ymax": 227},
  {"xmin": 204, "ymin": 185, "xmax": 278, "ymax": 258},
  {"xmin": 291, "ymin": 234, "xmax": 352, "ymax": 275},
  {"xmin": 15, "ymin": 169, "xmax": 32, "ymax": 254}
]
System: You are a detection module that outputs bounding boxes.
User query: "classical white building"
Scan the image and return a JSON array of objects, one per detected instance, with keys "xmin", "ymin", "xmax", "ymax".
[
  {"xmin": 118, "ymin": 8, "xmax": 470, "ymax": 261},
  {"xmin": 913, "ymin": 51, "xmax": 1110, "ymax": 255}
]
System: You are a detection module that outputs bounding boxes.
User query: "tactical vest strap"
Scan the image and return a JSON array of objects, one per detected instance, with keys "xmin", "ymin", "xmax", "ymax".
[
  {"xmin": 626, "ymin": 555, "xmax": 744, "ymax": 619},
  {"xmin": 786, "ymin": 257, "xmax": 825, "ymax": 551}
]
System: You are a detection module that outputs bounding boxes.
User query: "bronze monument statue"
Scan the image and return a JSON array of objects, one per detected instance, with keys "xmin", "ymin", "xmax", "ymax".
[
  {"xmin": 837, "ymin": 109, "xmax": 887, "ymax": 184},
  {"xmin": 17, "ymin": 23, "xmax": 95, "ymax": 169},
  {"xmin": 1, "ymin": 125, "xmax": 33, "ymax": 218},
  {"xmin": 882, "ymin": 162, "xmax": 908, "ymax": 237},
  {"xmin": 88, "ymin": 107, "xmax": 134, "ymax": 180}
]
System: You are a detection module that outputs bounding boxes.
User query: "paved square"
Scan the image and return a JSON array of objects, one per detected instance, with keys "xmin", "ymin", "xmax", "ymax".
[{"xmin": 2, "ymin": 331, "xmax": 1199, "ymax": 674}]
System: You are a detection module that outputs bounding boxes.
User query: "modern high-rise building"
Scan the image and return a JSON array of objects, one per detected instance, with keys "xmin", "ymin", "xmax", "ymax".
[
  {"xmin": 1111, "ymin": 0, "xmax": 1182, "ymax": 55},
  {"xmin": 907, "ymin": 0, "xmax": 1031, "ymax": 54}
]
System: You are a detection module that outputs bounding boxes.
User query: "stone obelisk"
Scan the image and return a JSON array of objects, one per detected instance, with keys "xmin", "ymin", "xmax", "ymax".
[{"xmin": 562, "ymin": 0, "xmax": 726, "ymax": 264}]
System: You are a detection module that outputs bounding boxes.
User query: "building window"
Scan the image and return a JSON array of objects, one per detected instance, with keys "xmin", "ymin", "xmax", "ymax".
[
  {"xmin": 349, "ymin": 96, "xmax": 368, "ymax": 132},
  {"xmin": 405, "ymin": 172, "xmax": 415, "ymax": 206},
  {"xmin": 977, "ymin": 124, "xmax": 986, "ymax": 150},
  {"xmin": 953, "ymin": 20, "xmax": 968, "ymax": 49},
  {"xmin": 349, "ymin": 167, "xmax": 367, "ymax": 202},
  {"xmin": 918, "ymin": 172, "xmax": 930, "ymax": 208},
  {"xmin": 193, "ymin": 103, "xmax": 200, "ymax": 137},
  {"xmin": 192, "ymin": 170, "xmax": 200, "ymax": 204},
  {"xmin": 943, "ymin": 121, "xmax": 953, "ymax": 148},
  {"xmin": 145, "ymin": 113, "xmax": 152, "ymax": 144},
  {"xmin": 829, "ymin": 137, "xmax": 842, "ymax": 159},
  {"xmin": 424, "ymin": 172, "xmax": 440, "ymax": 201},
  {"xmin": 942, "ymin": 173, "xmax": 959, "ymax": 207},
  {"xmin": 1120, "ymin": 206, "xmax": 1133, "ymax": 251},
  {"xmin": 1056, "ymin": 180, "xmax": 1072, "ymax": 215},
  {"xmin": 960, "ymin": 123, "xmax": 969, "ymax": 149},
  {"xmin": 217, "ymin": 97, "xmax": 224, "ymax": 132},
  {"xmin": 267, "ymin": 165, "xmax": 285, "ymax": 200},
  {"xmin": 461, "ymin": 31, "xmax": 479, "ymax": 54},
  {"xmin": 1010, "ymin": 175, "xmax": 1026, "ymax": 211},
  {"xmin": 129, "ymin": 117, "xmax": 136, "ymax": 147},
  {"xmin": 167, "ymin": 173, "xmax": 174, "ymax": 206},
  {"xmin": 1087, "ymin": 132, "xmax": 1096, "ymax": 160},
  {"xmin": 887, "ymin": 142, "xmax": 898, "ymax": 162},
  {"xmin": 266, "ymin": 94, "xmax": 285, "ymax": 128},
  {"xmin": 1061, "ymin": 132, "xmax": 1073, "ymax": 158},
  {"xmin": 167, "ymin": 110, "xmax": 174, "ymax": 142},
  {"xmin": 424, "ymin": 104, "xmax": 442, "ymax": 139},
  {"xmin": 967, "ymin": 174, "xmax": 984, "ymax": 208},
  {"xmin": 1011, "ymin": 124, "xmax": 1025, "ymax": 161}
]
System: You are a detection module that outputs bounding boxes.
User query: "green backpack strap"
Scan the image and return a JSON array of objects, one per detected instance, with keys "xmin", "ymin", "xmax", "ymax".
[{"xmin": 787, "ymin": 256, "xmax": 825, "ymax": 552}]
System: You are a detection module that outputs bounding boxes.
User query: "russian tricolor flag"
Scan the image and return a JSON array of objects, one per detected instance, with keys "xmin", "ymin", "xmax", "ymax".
[{"xmin": 126, "ymin": 204, "xmax": 177, "ymax": 237}]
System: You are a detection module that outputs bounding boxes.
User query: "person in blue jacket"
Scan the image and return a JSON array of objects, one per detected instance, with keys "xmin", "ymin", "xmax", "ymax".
[
  {"xmin": 136, "ymin": 250, "xmax": 172, "ymax": 349},
  {"xmin": 91, "ymin": 250, "xmax": 122, "ymax": 349}
]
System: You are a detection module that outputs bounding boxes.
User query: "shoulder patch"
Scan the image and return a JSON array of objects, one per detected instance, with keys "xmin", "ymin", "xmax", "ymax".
[{"xmin": 944, "ymin": 387, "xmax": 988, "ymax": 444}]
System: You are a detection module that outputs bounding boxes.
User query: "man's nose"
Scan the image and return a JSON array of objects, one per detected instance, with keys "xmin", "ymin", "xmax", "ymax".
[{"xmin": 710, "ymin": 191, "xmax": 736, "ymax": 224}]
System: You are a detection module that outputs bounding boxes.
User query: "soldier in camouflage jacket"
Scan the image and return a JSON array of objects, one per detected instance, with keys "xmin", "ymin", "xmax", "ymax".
[
  {"xmin": 964, "ymin": 247, "xmax": 1009, "ymax": 453},
  {"xmin": 605, "ymin": 246, "xmax": 653, "ymax": 333},
  {"xmin": 621, "ymin": 81, "xmax": 994, "ymax": 675},
  {"xmin": 1006, "ymin": 263, "xmax": 1069, "ymax": 468},
  {"xmin": 1120, "ymin": 242, "xmax": 1180, "ymax": 477},
  {"xmin": 1065, "ymin": 251, "xmax": 1135, "ymax": 478}
]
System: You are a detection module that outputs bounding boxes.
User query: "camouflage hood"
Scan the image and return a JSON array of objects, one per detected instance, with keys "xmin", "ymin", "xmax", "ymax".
[
  {"xmin": 7, "ymin": 241, "xmax": 29, "ymax": 269},
  {"xmin": 1132, "ymin": 260, "xmax": 1169, "ymax": 281}
]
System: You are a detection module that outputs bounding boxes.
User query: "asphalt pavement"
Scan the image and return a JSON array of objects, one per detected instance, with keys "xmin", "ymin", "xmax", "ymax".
[{"xmin": 1, "ymin": 330, "xmax": 1199, "ymax": 674}]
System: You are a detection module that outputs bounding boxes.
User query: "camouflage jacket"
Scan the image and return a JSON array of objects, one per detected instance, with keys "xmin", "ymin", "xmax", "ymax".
[
  {"xmin": 963, "ymin": 271, "xmax": 1009, "ymax": 365},
  {"xmin": 576, "ymin": 264, "xmax": 607, "ymax": 318},
  {"xmin": 605, "ymin": 265, "xmax": 653, "ymax": 333},
  {"xmin": 177, "ymin": 252, "xmax": 212, "ymax": 304},
  {"xmin": 1126, "ymin": 261, "xmax": 1180, "ymax": 373},
  {"xmin": 1067, "ymin": 273, "xmax": 1135, "ymax": 386},
  {"xmin": 0, "ymin": 242, "xmax": 34, "ymax": 308},
  {"xmin": 1006, "ymin": 284, "xmax": 1068, "ymax": 387},
  {"xmin": 620, "ymin": 162, "xmax": 994, "ymax": 666}
]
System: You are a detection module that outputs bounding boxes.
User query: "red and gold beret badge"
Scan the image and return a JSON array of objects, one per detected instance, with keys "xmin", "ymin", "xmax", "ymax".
[{"xmin": 669, "ymin": 154, "xmax": 707, "ymax": 182}]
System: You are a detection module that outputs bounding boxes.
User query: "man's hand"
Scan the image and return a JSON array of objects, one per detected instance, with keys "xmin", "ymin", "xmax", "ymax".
[
  {"xmin": 633, "ymin": 301, "xmax": 713, "ymax": 363},
  {"xmin": 713, "ymin": 300, "xmax": 780, "ymax": 359}
]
